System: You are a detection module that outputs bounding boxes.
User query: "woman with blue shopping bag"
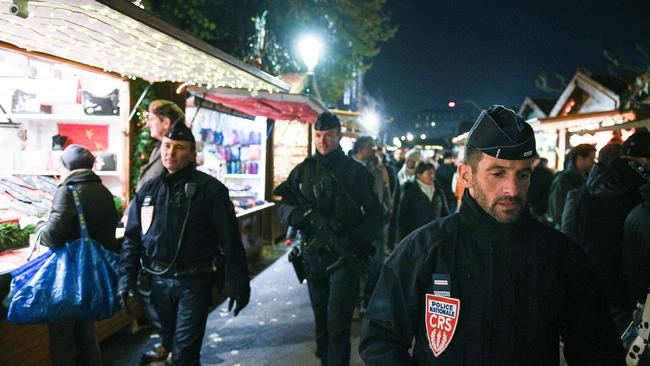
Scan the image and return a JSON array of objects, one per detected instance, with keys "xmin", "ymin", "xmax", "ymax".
[{"xmin": 9, "ymin": 144, "xmax": 120, "ymax": 366}]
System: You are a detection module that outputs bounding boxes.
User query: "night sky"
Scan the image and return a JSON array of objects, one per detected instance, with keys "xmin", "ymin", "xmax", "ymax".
[{"xmin": 364, "ymin": 0, "xmax": 650, "ymax": 132}]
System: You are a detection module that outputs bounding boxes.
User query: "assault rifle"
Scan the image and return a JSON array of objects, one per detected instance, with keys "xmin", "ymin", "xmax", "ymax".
[{"xmin": 274, "ymin": 181, "xmax": 370, "ymax": 276}]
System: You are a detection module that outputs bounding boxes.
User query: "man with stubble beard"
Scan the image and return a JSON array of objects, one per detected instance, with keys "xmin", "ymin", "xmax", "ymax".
[{"xmin": 359, "ymin": 105, "xmax": 623, "ymax": 365}]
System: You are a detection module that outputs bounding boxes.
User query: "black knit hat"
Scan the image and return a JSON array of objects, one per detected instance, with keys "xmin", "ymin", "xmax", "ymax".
[
  {"xmin": 165, "ymin": 121, "xmax": 195, "ymax": 143},
  {"xmin": 467, "ymin": 105, "xmax": 536, "ymax": 160},
  {"xmin": 315, "ymin": 112, "xmax": 341, "ymax": 131},
  {"xmin": 61, "ymin": 144, "xmax": 95, "ymax": 170}
]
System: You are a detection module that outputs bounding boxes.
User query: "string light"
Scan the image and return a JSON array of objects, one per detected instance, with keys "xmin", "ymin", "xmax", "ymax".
[{"xmin": 0, "ymin": 0, "xmax": 284, "ymax": 93}]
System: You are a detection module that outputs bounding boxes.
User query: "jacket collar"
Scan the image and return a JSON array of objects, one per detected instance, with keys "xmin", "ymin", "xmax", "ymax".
[
  {"xmin": 59, "ymin": 169, "xmax": 101, "ymax": 186},
  {"xmin": 162, "ymin": 163, "xmax": 196, "ymax": 183},
  {"xmin": 316, "ymin": 146, "xmax": 345, "ymax": 167},
  {"xmin": 458, "ymin": 189, "xmax": 528, "ymax": 240}
]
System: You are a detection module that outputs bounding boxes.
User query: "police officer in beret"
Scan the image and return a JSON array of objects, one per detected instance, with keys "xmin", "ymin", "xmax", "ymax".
[
  {"xmin": 118, "ymin": 120, "xmax": 250, "ymax": 366},
  {"xmin": 276, "ymin": 112, "xmax": 382, "ymax": 366},
  {"xmin": 359, "ymin": 105, "xmax": 623, "ymax": 365}
]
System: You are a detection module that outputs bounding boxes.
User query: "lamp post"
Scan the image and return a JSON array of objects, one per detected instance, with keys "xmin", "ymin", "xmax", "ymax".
[{"xmin": 298, "ymin": 34, "xmax": 322, "ymax": 100}]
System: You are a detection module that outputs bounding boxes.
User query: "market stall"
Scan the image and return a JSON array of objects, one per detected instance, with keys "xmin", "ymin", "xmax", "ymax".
[{"xmin": 0, "ymin": 1, "xmax": 288, "ymax": 364}]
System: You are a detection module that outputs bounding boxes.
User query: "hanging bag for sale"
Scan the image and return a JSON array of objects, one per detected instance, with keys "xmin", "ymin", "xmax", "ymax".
[{"xmin": 7, "ymin": 185, "xmax": 120, "ymax": 324}]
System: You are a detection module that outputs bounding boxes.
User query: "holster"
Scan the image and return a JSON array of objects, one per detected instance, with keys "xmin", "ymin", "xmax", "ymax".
[{"xmin": 288, "ymin": 246, "xmax": 306, "ymax": 284}]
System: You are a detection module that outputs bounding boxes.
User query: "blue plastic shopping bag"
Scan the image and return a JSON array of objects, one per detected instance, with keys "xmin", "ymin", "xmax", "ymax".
[{"xmin": 7, "ymin": 186, "xmax": 120, "ymax": 324}]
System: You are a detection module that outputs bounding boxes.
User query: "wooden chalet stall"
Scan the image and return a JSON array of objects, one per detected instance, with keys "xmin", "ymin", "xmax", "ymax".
[{"xmin": 0, "ymin": 0, "xmax": 287, "ymax": 364}]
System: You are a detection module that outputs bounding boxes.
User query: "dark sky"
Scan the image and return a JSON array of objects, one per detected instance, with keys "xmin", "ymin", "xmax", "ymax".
[{"xmin": 364, "ymin": 0, "xmax": 650, "ymax": 130}]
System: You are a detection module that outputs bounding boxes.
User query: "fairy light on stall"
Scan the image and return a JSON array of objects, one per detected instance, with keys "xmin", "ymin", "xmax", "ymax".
[{"xmin": 0, "ymin": 0, "xmax": 283, "ymax": 93}]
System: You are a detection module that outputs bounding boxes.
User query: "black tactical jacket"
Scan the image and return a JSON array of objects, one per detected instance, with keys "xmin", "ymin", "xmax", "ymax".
[
  {"xmin": 277, "ymin": 147, "xmax": 383, "ymax": 259},
  {"xmin": 119, "ymin": 164, "xmax": 249, "ymax": 296},
  {"xmin": 360, "ymin": 190, "xmax": 623, "ymax": 366}
]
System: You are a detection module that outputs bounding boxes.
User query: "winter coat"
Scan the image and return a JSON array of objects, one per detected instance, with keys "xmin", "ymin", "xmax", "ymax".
[
  {"xmin": 120, "ymin": 164, "xmax": 249, "ymax": 296},
  {"xmin": 41, "ymin": 169, "xmax": 119, "ymax": 253},
  {"xmin": 136, "ymin": 143, "xmax": 164, "ymax": 192},
  {"xmin": 547, "ymin": 164, "xmax": 584, "ymax": 228},
  {"xmin": 397, "ymin": 179, "xmax": 449, "ymax": 241},
  {"xmin": 528, "ymin": 164, "xmax": 554, "ymax": 218},
  {"xmin": 623, "ymin": 183, "xmax": 650, "ymax": 305},
  {"xmin": 360, "ymin": 190, "xmax": 623, "ymax": 365},
  {"xmin": 571, "ymin": 159, "xmax": 644, "ymax": 310}
]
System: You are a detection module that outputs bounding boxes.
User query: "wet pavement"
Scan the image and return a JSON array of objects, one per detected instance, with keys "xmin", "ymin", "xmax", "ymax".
[{"xmin": 103, "ymin": 250, "xmax": 364, "ymax": 365}]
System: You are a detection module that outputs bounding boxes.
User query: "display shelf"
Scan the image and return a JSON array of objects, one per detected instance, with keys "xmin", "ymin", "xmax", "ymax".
[
  {"xmin": 0, "ymin": 113, "xmax": 122, "ymax": 124},
  {"xmin": 0, "ymin": 170, "xmax": 120, "ymax": 176},
  {"xmin": 229, "ymin": 192, "xmax": 256, "ymax": 198},
  {"xmin": 235, "ymin": 202, "xmax": 275, "ymax": 218},
  {"xmin": 224, "ymin": 173, "xmax": 260, "ymax": 179}
]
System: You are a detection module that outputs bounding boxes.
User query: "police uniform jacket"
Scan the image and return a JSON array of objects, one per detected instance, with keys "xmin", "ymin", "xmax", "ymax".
[
  {"xmin": 119, "ymin": 164, "xmax": 249, "ymax": 295},
  {"xmin": 277, "ymin": 147, "xmax": 383, "ymax": 259},
  {"xmin": 360, "ymin": 190, "xmax": 624, "ymax": 366}
]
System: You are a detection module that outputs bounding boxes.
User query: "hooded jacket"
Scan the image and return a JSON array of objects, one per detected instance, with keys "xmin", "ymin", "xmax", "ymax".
[
  {"xmin": 360, "ymin": 190, "xmax": 623, "ymax": 365},
  {"xmin": 41, "ymin": 169, "xmax": 119, "ymax": 253},
  {"xmin": 571, "ymin": 159, "xmax": 643, "ymax": 310},
  {"xmin": 623, "ymin": 183, "xmax": 650, "ymax": 305}
]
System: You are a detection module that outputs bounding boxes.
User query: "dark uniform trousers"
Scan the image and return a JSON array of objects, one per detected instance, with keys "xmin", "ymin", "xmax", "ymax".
[
  {"xmin": 305, "ymin": 252, "xmax": 360, "ymax": 366},
  {"xmin": 150, "ymin": 273, "xmax": 213, "ymax": 366}
]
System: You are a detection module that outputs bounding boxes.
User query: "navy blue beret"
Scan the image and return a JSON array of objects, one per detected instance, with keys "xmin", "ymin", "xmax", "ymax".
[{"xmin": 467, "ymin": 105, "xmax": 536, "ymax": 160}]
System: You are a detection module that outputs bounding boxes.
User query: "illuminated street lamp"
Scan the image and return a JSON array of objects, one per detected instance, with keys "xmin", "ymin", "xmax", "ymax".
[
  {"xmin": 406, "ymin": 132, "xmax": 414, "ymax": 141},
  {"xmin": 298, "ymin": 34, "xmax": 322, "ymax": 99},
  {"xmin": 361, "ymin": 110, "xmax": 380, "ymax": 132}
]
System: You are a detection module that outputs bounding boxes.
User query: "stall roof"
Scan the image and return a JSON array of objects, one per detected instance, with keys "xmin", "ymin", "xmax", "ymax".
[
  {"xmin": 0, "ymin": 0, "xmax": 289, "ymax": 93},
  {"xmin": 190, "ymin": 87, "xmax": 327, "ymax": 123}
]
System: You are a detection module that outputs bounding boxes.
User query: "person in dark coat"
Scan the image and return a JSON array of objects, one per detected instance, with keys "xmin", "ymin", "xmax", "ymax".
[
  {"xmin": 40, "ymin": 144, "xmax": 119, "ymax": 366},
  {"xmin": 435, "ymin": 152, "xmax": 457, "ymax": 212},
  {"xmin": 527, "ymin": 157, "xmax": 554, "ymax": 222},
  {"xmin": 276, "ymin": 112, "xmax": 382, "ymax": 366},
  {"xmin": 547, "ymin": 144, "xmax": 596, "ymax": 229},
  {"xmin": 397, "ymin": 162, "xmax": 449, "ymax": 241},
  {"xmin": 118, "ymin": 121, "xmax": 250, "ymax": 366},
  {"xmin": 624, "ymin": 182, "xmax": 650, "ymax": 307},
  {"xmin": 570, "ymin": 132, "xmax": 650, "ymax": 333},
  {"xmin": 360, "ymin": 105, "xmax": 623, "ymax": 365}
]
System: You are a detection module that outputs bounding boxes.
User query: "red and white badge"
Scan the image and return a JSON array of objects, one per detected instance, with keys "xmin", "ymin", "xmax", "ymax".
[{"xmin": 425, "ymin": 294, "xmax": 460, "ymax": 357}]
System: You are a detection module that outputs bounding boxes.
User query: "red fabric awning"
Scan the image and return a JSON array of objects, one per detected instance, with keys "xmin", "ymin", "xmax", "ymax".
[{"xmin": 202, "ymin": 94, "xmax": 320, "ymax": 123}]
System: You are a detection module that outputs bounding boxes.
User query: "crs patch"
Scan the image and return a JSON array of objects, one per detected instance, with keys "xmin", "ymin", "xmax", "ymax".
[{"xmin": 425, "ymin": 294, "xmax": 460, "ymax": 357}]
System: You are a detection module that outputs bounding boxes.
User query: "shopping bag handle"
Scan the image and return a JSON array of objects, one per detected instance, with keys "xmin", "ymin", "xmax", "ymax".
[{"xmin": 67, "ymin": 185, "xmax": 91, "ymax": 243}]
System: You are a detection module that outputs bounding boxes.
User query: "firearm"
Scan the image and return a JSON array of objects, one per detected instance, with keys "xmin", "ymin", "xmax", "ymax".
[
  {"xmin": 288, "ymin": 245, "xmax": 306, "ymax": 284},
  {"xmin": 274, "ymin": 181, "xmax": 370, "ymax": 276}
]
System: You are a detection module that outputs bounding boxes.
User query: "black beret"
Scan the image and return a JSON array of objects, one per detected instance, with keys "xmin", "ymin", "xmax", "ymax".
[
  {"xmin": 165, "ymin": 120, "xmax": 195, "ymax": 143},
  {"xmin": 467, "ymin": 105, "xmax": 536, "ymax": 160},
  {"xmin": 315, "ymin": 112, "xmax": 341, "ymax": 131}
]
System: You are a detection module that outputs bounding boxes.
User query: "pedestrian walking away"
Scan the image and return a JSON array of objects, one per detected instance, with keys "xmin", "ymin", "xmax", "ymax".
[
  {"xmin": 359, "ymin": 105, "xmax": 624, "ymax": 365},
  {"xmin": 275, "ymin": 112, "xmax": 383, "ymax": 366},
  {"xmin": 118, "ymin": 120, "xmax": 250, "ymax": 366}
]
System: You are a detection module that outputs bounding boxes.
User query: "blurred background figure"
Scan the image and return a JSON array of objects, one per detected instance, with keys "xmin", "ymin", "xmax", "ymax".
[
  {"xmin": 527, "ymin": 157, "xmax": 555, "ymax": 223},
  {"xmin": 396, "ymin": 161, "xmax": 449, "ymax": 241},
  {"xmin": 435, "ymin": 152, "xmax": 458, "ymax": 212},
  {"xmin": 547, "ymin": 143, "xmax": 596, "ymax": 229}
]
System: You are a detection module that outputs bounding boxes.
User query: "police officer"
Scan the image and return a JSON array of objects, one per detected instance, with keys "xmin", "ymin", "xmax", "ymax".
[
  {"xmin": 135, "ymin": 99, "xmax": 183, "ymax": 363},
  {"xmin": 276, "ymin": 112, "xmax": 382, "ymax": 366},
  {"xmin": 119, "ymin": 120, "xmax": 250, "ymax": 366},
  {"xmin": 359, "ymin": 106, "xmax": 623, "ymax": 365}
]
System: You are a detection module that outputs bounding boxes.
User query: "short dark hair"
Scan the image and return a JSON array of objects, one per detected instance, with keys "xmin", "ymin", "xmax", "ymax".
[
  {"xmin": 570, "ymin": 144, "xmax": 596, "ymax": 165},
  {"xmin": 352, "ymin": 136, "xmax": 374, "ymax": 155},
  {"xmin": 415, "ymin": 161, "xmax": 435, "ymax": 176},
  {"xmin": 462, "ymin": 144, "xmax": 483, "ymax": 171}
]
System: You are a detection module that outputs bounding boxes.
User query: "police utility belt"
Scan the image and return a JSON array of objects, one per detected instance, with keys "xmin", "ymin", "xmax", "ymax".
[{"xmin": 142, "ymin": 256, "xmax": 222, "ymax": 278}]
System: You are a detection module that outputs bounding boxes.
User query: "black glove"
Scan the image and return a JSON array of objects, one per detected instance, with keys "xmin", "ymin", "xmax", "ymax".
[
  {"xmin": 289, "ymin": 207, "xmax": 313, "ymax": 228},
  {"xmin": 227, "ymin": 289, "xmax": 250, "ymax": 316},
  {"xmin": 117, "ymin": 276, "xmax": 136, "ymax": 314}
]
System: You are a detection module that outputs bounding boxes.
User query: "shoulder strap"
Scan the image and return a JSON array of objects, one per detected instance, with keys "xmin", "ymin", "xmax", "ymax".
[{"xmin": 67, "ymin": 185, "xmax": 91, "ymax": 242}]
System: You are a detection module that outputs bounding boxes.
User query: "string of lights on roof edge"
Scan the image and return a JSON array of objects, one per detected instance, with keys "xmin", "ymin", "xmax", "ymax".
[{"xmin": 0, "ymin": 0, "xmax": 282, "ymax": 94}]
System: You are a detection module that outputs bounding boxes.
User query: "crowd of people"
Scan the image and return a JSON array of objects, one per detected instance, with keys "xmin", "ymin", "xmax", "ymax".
[{"xmin": 28, "ymin": 100, "xmax": 650, "ymax": 365}]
